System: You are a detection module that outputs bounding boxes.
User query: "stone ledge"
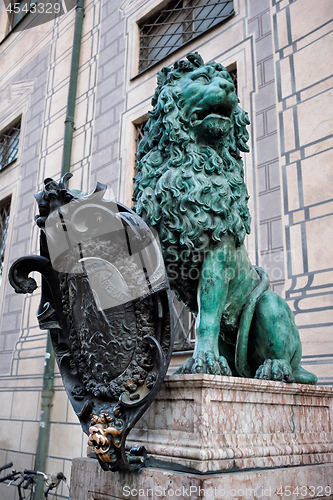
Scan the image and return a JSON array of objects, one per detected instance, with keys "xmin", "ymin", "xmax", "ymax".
[
  {"xmin": 163, "ymin": 374, "xmax": 333, "ymax": 396},
  {"xmin": 70, "ymin": 457, "xmax": 333, "ymax": 500}
]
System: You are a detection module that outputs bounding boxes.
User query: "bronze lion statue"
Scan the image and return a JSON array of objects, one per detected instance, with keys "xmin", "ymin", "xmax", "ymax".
[{"xmin": 133, "ymin": 52, "xmax": 317, "ymax": 384}]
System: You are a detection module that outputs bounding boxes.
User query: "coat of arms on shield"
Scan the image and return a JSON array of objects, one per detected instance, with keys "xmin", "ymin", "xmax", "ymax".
[{"xmin": 9, "ymin": 173, "xmax": 173, "ymax": 471}]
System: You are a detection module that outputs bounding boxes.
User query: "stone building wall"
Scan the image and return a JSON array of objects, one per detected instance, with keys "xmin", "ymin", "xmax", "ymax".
[
  {"xmin": 0, "ymin": 1, "xmax": 102, "ymax": 497},
  {"xmin": 0, "ymin": 0, "xmax": 332, "ymax": 498},
  {"xmin": 272, "ymin": 0, "xmax": 333, "ymax": 383}
]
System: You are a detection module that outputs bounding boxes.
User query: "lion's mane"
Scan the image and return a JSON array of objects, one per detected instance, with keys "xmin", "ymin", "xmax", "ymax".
[{"xmin": 133, "ymin": 53, "xmax": 251, "ymax": 311}]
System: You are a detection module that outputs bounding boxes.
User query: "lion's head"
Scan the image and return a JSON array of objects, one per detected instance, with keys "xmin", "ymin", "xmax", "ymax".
[{"xmin": 133, "ymin": 53, "xmax": 251, "ymax": 311}]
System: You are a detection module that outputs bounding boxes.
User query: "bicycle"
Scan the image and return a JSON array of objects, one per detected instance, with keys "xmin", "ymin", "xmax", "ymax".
[{"xmin": 0, "ymin": 462, "xmax": 68, "ymax": 499}]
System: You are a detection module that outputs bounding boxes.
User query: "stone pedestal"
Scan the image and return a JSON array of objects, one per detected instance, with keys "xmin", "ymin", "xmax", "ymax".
[
  {"xmin": 70, "ymin": 458, "xmax": 333, "ymax": 500},
  {"xmin": 71, "ymin": 375, "xmax": 333, "ymax": 500},
  {"xmin": 128, "ymin": 375, "xmax": 333, "ymax": 473}
]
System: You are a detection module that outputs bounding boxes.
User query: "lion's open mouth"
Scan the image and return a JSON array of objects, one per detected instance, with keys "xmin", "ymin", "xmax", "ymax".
[{"xmin": 190, "ymin": 103, "xmax": 233, "ymax": 127}]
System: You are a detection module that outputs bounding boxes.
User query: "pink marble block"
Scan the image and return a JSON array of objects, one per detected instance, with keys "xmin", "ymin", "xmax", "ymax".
[
  {"xmin": 126, "ymin": 374, "xmax": 333, "ymax": 473},
  {"xmin": 70, "ymin": 457, "xmax": 333, "ymax": 500}
]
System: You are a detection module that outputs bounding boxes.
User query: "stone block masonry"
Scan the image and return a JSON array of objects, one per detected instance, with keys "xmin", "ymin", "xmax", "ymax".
[{"xmin": 71, "ymin": 375, "xmax": 333, "ymax": 500}]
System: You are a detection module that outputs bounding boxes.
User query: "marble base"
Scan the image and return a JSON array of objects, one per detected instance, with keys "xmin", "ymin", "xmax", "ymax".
[
  {"xmin": 70, "ymin": 457, "xmax": 333, "ymax": 500},
  {"xmin": 126, "ymin": 375, "xmax": 333, "ymax": 473}
]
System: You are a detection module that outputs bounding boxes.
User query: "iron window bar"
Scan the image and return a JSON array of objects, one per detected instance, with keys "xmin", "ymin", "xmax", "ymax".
[
  {"xmin": 0, "ymin": 120, "xmax": 21, "ymax": 171},
  {"xmin": 0, "ymin": 198, "xmax": 11, "ymax": 286},
  {"xmin": 139, "ymin": 0, "xmax": 234, "ymax": 71},
  {"xmin": 140, "ymin": 0, "xmax": 186, "ymax": 69},
  {"xmin": 134, "ymin": 121, "xmax": 147, "ymax": 173},
  {"xmin": 171, "ymin": 292, "xmax": 196, "ymax": 352},
  {"xmin": 142, "ymin": 2, "xmax": 232, "ymax": 25}
]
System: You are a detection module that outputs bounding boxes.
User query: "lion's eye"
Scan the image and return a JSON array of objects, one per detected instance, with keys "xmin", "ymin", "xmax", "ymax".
[{"xmin": 193, "ymin": 74, "xmax": 210, "ymax": 83}]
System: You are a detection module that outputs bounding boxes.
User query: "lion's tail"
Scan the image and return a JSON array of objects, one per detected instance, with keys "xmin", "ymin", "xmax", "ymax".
[{"xmin": 235, "ymin": 266, "xmax": 270, "ymax": 378}]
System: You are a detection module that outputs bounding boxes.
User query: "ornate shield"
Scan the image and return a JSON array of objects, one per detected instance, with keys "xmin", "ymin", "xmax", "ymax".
[{"xmin": 9, "ymin": 174, "xmax": 173, "ymax": 471}]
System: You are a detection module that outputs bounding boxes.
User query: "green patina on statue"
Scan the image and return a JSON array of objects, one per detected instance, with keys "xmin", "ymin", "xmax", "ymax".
[{"xmin": 133, "ymin": 52, "xmax": 317, "ymax": 384}]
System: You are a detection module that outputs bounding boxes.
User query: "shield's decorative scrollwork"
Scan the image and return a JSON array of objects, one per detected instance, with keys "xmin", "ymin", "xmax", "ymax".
[{"xmin": 8, "ymin": 173, "xmax": 173, "ymax": 472}]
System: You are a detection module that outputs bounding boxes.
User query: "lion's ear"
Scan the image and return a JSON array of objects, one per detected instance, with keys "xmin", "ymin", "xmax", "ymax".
[
  {"xmin": 186, "ymin": 52, "xmax": 204, "ymax": 68},
  {"xmin": 157, "ymin": 67, "xmax": 171, "ymax": 87}
]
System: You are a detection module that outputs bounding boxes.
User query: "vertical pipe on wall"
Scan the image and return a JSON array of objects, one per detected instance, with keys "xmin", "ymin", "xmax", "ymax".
[
  {"xmin": 33, "ymin": 334, "xmax": 55, "ymax": 500},
  {"xmin": 61, "ymin": 0, "xmax": 85, "ymax": 176},
  {"xmin": 34, "ymin": 1, "xmax": 85, "ymax": 498}
]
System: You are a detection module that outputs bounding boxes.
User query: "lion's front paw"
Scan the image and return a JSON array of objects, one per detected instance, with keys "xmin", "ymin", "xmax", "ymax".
[
  {"xmin": 254, "ymin": 359, "xmax": 294, "ymax": 383},
  {"xmin": 173, "ymin": 350, "xmax": 232, "ymax": 376}
]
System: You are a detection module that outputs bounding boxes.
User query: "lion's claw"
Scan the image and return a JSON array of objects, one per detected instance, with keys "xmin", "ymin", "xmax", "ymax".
[
  {"xmin": 182, "ymin": 357, "xmax": 195, "ymax": 374},
  {"xmin": 255, "ymin": 359, "xmax": 294, "ymax": 383},
  {"xmin": 218, "ymin": 356, "xmax": 232, "ymax": 375},
  {"xmin": 174, "ymin": 350, "xmax": 232, "ymax": 376}
]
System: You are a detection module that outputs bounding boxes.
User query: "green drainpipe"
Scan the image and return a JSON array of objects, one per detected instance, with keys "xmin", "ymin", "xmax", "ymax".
[
  {"xmin": 33, "ymin": 334, "xmax": 55, "ymax": 500},
  {"xmin": 34, "ymin": 0, "xmax": 85, "ymax": 498},
  {"xmin": 61, "ymin": 0, "xmax": 85, "ymax": 177}
]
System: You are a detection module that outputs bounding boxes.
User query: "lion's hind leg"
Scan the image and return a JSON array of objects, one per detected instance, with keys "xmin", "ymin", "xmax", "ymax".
[
  {"xmin": 255, "ymin": 359, "xmax": 317, "ymax": 384},
  {"xmin": 250, "ymin": 290, "xmax": 317, "ymax": 384},
  {"xmin": 254, "ymin": 359, "xmax": 294, "ymax": 382},
  {"xmin": 291, "ymin": 365, "xmax": 317, "ymax": 384}
]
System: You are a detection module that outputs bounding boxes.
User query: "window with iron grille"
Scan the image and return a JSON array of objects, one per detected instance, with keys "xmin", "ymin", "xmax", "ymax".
[
  {"xmin": 171, "ymin": 293, "xmax": 196, "ymax": 352},
  {"xmin": 0, "ymin": 198, "xmax": 11, "ymax": 287},
  {"xmin": 0, "ymin": 119, "xmax": 21, "ymax": 171},
  {"xmin": 138, "ymin": 0, "xmax": 234, "ymax": 72},
  {"xmin": 134, "ymin": 121, "xmax": 147, "ymax": 171}
]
